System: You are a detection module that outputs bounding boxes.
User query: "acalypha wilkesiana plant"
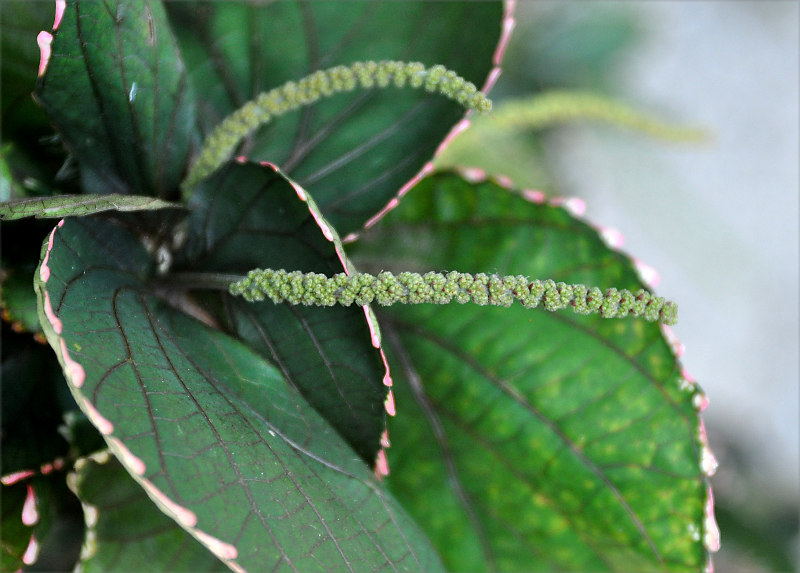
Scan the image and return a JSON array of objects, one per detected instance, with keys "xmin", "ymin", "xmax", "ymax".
[{"xmin": 0, "ymin": 2, "xmax": 718, "ymax": 572}]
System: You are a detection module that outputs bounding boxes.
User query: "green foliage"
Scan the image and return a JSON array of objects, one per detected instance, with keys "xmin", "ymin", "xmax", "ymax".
[
  {"xmin": 349, "ymin": 172, "xmax": 709, "ymax": 571},
  {"xmin": 0, "ymin": 1, "xmax": 715, "ymax": 572}
]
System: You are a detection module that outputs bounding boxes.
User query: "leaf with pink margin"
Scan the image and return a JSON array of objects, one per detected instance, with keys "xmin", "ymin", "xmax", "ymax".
[
  {"xmin": 166, "ymin": 1, "xmax": 510, "ymax": 235},
  {"xmin": 34, "ymin": 215, "xmax": 443, "ymax": 572},
  {"xmin": 176, "ymin": 161, "xmax": 391, "ymax": 468},
  {"xmin": 34, "ymin": 0, "xmax": 197, "ymax": 198},
  {"xmin": 69, "ymin": 451, "xmax": 228, "ymax": 572},
  {"xmin": 350, "ymin": 171, "xmax": 715, "ymax": 572}
]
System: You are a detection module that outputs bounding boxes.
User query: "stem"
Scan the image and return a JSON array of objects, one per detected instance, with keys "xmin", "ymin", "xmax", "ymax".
[
  {"xmin": 181, "ymin": 61, "xmax": 492, "ymax": 197},
  {"xmin": 159, "ymin": 272, "xmax": 245, "ymax": 290},
  {"xmin": 229, "ymin": 268, "xmax": 678, "ymax": 325}
]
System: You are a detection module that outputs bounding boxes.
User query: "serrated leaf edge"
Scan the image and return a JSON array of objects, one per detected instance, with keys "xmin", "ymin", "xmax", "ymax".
[
  {"xmin": 262, "ymin": 162, "xmax": 397, "ymax": 447},
  {"xmin": 35, "ymin": 220, "xmax": 242, "ymax": 571},
  {"xmin": 341, "ymin": 1, "xmax": 517, "ymax": 244}
]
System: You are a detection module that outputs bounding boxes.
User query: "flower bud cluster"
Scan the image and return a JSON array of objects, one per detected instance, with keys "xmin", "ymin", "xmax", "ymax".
[
  {"xmin": 229, "ymin": 268, "xmax": 677, "ymax": 324},
  {"xmin": 182, "ymin": 61, "xmax": 491, "ymax": 193}
]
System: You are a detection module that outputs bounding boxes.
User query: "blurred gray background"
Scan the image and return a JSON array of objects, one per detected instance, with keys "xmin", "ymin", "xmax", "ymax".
[{"xmin": 449, "ymin": 1, "xmax": 799, "ymax": 570}]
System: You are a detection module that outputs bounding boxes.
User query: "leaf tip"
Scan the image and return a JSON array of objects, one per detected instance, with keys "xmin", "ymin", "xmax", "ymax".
[
  {"xmin": 54, "ymin": 0, "xmax": 66, "ymax": 30},
  {"xmin": 550, "ymin": 195, "xmax": 586, "ymax": 217},
  {"xmin": 194, "ymin": 530, "xmax": 238, "ymax": 561},
  {"xmin": 108, "ymin": 436, "xmax": 147, "ymax": 476},
  {"xmin": 704, "ymin": 486, "xmax": 721, "ymax": 554},
  {"xmin": 374, "ymin": 448, "xmax": 390, "ymax": 479},
  {"xmin": 22, "ymin": 533, "xmax": 40, "ymax": 566},
  {"xmin": 80, "ymin": 397, "xmax": 113, "ymax": 434},
  {"xmin": 21, "ymin": 485, "xmax": 39, "ymax": 526},
  {"xmin": 384, "ymin": 389, "xmax": 396, "ymax": 416},
  {"xmin": 59, "ymin": 338, "xmax": 86, "ymax": 387},
  {"xmin": 42, "ymin": 291, "xmax": 61, "ymax": 333},
  {"xmin": 36, "ymin": 31, "xmax": 53, "ymax": 78},
  {"xmin": 140, "ymin": 479, "xmax": 199, "ymax": 528},
  {"xmin": 634, "ymin": 259, "xmax": 661, "ymax": 288},
  {"xmin": 0, "ymin": 470, "xmax": 36, "ymax": 486}
]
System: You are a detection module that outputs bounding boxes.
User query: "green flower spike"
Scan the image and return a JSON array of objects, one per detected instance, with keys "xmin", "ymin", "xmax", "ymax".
[
  {"xmin": 182, "ymin": 61, "xmax": 492, "ymax": 196},
  {"xmin": 229, "ymin": 269, "xmax": 678, "ymax": 325}
]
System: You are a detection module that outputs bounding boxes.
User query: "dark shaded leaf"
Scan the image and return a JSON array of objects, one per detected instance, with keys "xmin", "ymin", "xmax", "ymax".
[
  {"xmin": 351, "ymin": 172, "xmax": 711, "ymax": 571},
  {"xmin": 167, "ymin": 1, "xmax": 505, "ymax": 234},
  {"xmin": 1, "ymin": 142, "xmax": 65, "ymax": 201},
  {"xmin": 1, "ymin": 478, "xmax": 52, "ymax": 571},
  {"xmin": 1, "ymin": 324, "xmax": 71, "ymax": 474},
  {"xmin": 69, "ymin": 451, "xmax": 227, "ymax": 572},
  {"xmin": 1, "ymin": 472, "xmax": 83, "ymax": 572},
  {"xmin": 34, "ymin": 0, "xmax": 197, "ymax": 198},
  {"xmin": 35, "ymin": 216, "xmax": 444, "ymax": 572},
  {"xmin": 1, "ymin": 267, "xmax": 41, "ymax": 334},
  {"xmin": 0, "ymin": 1, "xmax": 55, "ymax": 140},
  {"xmin": 0, "ymin": 193, "xmax": 183, "ymax": 220},
  {"xmin": 177, "ymin": 161, "xmax": 389, "ymax": 466},
  {"xmin": 1, "ymin": 217, "xmax": 69, "ymax": 338}
]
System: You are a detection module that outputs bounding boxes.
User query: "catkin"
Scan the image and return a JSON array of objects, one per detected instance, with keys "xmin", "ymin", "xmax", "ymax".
[
  {"xmin": 182, "ymin": 61, "xmax": 492, "ymax": 194},
  {"xmin": 229, "ymin": 269, "xmax": 678, "ymax": 325}
]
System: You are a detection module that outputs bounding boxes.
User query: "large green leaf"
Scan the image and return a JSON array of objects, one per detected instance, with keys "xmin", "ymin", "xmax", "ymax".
[
  {"xmin": 176, "ymin": 161, "xmax": 389, "ymax": 466},
  {"xmin": 35, "ymin": 215, "xmax": 443, "ymax": 571},
  {"xmin": 350, "ymin": 172, "xmax": 712, "ymax": 571},
  {"xmin": 69, "ymin": 451, "xmax": 227, "ymax": 572},
  {"xmin": 166, "ymin": 1, "xmax": 506, "ymax": 234},
  {"xmin": 34, "ymin": 0, "xmax": 197, "ymax": 198}
]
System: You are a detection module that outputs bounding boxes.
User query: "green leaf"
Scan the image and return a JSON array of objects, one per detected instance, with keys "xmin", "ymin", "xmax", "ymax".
[
  {"xmin": 34, "ymin": 0, "xmax": 197, "ymax": 198},
  {"xmin": 0, "ymin": 194, "xmax": 183, "ymax": 220},
  {"xmin": 350, "ymin": 172, "xmax": 712, "ymax": 571},
  {"xmin": 69, "ymin": 451, "xmax": 227, "ymax": 572},
  {"xmin": 177, "ymin": 161, "xmax": 389, "ymax": 467},
  {"xmin": 166, "ymin": 1, "xmax": 505, "ymax": 234},
  {"xmin": 434, "ymin": 118, "xmax": 556, "ymax": 194},
  {"xmin": 35, "ymin": 216, "xmax": 444, "ymax": 572}
]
